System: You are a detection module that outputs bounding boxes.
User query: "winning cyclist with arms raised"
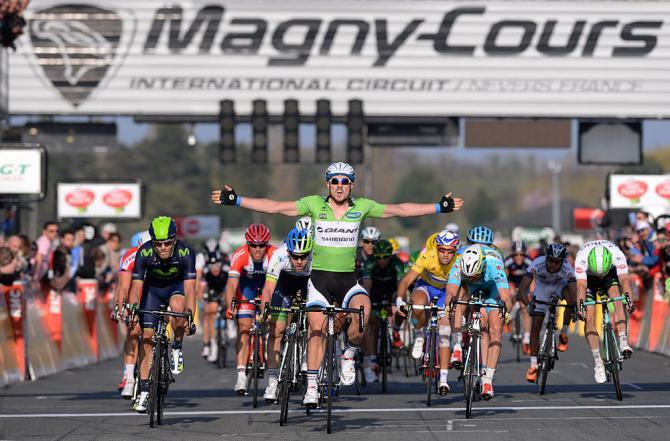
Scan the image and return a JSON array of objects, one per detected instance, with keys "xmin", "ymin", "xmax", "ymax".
[{"xmin": 211, "ymin": 162, "xmax": 463, "ymax": 407}]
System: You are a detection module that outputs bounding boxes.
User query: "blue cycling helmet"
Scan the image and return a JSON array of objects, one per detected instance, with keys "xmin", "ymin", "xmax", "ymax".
[
  {"xmin": 435, "ymin": 230, "xmax": 459, "ymax": 248},
  {"xmin": 285, "ymin": 228, "xmax": 314, "ymax": 254},
  {"xmin": 468, "ymin": 226, "xmax": 494, "ymax": 245},
  {"xmin": 130, "ymin": 230, "xmax": 151, "ymax": 248}
]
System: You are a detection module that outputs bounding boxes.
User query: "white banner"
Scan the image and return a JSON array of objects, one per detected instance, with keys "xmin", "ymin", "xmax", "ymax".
[
  {"xmin": 8, "ymin": 0, "xmax": 670, "ymax": 118},
  {"xmin": 57, "ymin": 182, "xmax": 142, "ymax": 218},
  {"xmin": 176, "ymin": 215, "xmax": 221, "ymax": 239},
  {"xmin": 609, "ymin": 174, "xmax": 670, "ymax": 210},
  {"xmin": 0, "ymin": 149, "xmax": 42, "ymax": 195}
]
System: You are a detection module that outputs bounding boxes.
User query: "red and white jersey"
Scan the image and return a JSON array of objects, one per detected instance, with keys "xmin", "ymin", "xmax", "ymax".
[
  {"xmin": 228, "ymin": 244, "xmax": 277, "ymax": 280},
  {"xmin": 574, "ymin": 240, "xmax": 628, "ymax": 280},
  {"xmin": 119, "ymin": 247, "xmax": 139, "ymax": 273}
]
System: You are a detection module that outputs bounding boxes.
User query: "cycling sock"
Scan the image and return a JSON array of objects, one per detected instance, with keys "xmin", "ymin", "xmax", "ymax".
[
  {"xmin": 530, "ymin": 356, "xmax": 537, "ymax": 368},
  {"xmin": 237, "ymin": 365, "xmax": 246, "ymax": 374},
  {"xmin": 484, "ymin": 368, "xmax": 496, "ymax": 382},
  {"xmin": 439, "ymin": 369, "xmax": 449, "ymax": 383},
  {"xmin": 343, "ymin": 342, "xmax": 358, "ymax": 359},
  {"xmin": 619, "ymin": 334, "xmax": 629, "ymax": 347},
  {"xmin": 364, "ymin": 355, "xmax": 374, "ymax": 368},
  {"xmin": 591, "ymin": 349, "xmax": 602, "ymax": 364},
  {"xmin": 523, "ymin": 332, "xmax": 530, "ymax": 344},
  {"xmin": 172, "ymin": 340, "xmax": 182, "ymax": 350},
  {"xmin": 267, "ymin": 368, "xmax": 278, "ymax": 381},
  {"xmin": 561, "ymin": 325, "xmax": 569, "ymax": 334},
  {"xmin": 124, "ymin": 364, "xmax": 135, "ymax": 380},
  {"xmin": 452, "ymin": 332, "xmax": 462, "ymax": 346},
  {"xmin": 306, "ymin": 370, "xmax": 318, "ymax": 389},
  {"xmin": 139, "ymin": 380, "xmax": 150, "ymax": 392}
]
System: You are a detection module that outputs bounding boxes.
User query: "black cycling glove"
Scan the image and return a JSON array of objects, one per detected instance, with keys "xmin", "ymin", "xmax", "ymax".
[
  {"xmin": 437, "ymin": 195, "xmax": 455, "ymax": 213},
  {"xmin": 220, "ymin": 187, "xmax": 240, "ymax": 206}
]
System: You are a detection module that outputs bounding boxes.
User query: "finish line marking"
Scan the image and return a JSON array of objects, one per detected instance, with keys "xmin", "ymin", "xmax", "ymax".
[{"xmin": 1, "ymin": 404, "xmax": 670, "ymax": 418}]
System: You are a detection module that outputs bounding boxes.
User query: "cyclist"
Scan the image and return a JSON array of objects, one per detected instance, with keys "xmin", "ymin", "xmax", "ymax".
[
  {"xmin": 261, "ymin": 227, "xmax": 313, "ymax": 403},
  {"xmin": 360, "ymin": 239, "xmax": 405, "ymax": 383},
  {"xmin": 127, "ymin": 217, "xmax": 197, "ymax": 413},
  {"xmin": 198, "ymin": 245, "xmax": 229, "ymax": 362},
  {"xmin": 224, "ymin": 223, "xmax": 277, "ymax": 395},
  {"xmin": 445, "ymin": 244, "xmax": 512, "ymax": 400},
  {"xmin": 516, "ymin": 243, "xmax": 577, "ymax": 382},
  {"xmin": 113, "ymin": 230, "xmax": 150, "ymax": 399},
  {"xmin": 464, "ymin": 226, "xmax": 505, "ymax": 261},
  {"xmin": 505, "ymin": 240, "xmax": 533, "ymax": 355},
  {"xmin": 395, "ymin": 230, "xmax": 460, "ymax": 395},
  {"xmin": 211, "ymin": 161, "xmax": 463, "ymax": 407},
  {"xmin": 357, "ymin": 226, "xmax": 381, "ymax": 273},
  {"xmin": 574, "ymin": 241, "xmax": 634, "ymax": 383}
]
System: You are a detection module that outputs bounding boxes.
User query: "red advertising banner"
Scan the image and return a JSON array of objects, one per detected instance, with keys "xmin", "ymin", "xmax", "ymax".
[
  {"xmin": 42, "ymin": 286, "xmax": 62, "ymax": 351},
  {"xmin": 1, "ymin": 281, "xmax": 26, "ymax": 379}
]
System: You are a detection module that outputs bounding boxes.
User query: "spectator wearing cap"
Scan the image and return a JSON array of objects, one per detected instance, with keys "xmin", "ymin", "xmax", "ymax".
[{"xmin": 100, "ymin": 222, "xmax": 117, "ymax": 241}]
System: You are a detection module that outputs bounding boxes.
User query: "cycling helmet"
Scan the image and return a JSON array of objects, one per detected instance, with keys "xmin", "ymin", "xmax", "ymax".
[
  {"xmin": 467, "ymin": 226, "xmax": 494, "ymax": 245},
  {"xmin": 131, "ymin": 230, "xmax": 151, "ymax": 248},
  {"xmin": 206, "ymin": 249, "xmax": 223, "ymax": 264},
  {"xmin": 295, "ymin": 216, "xmax": 313, "ymax": 233},
  {"xmin": 388, "ymin": 238, "xmax": 400, "ymax": 254},
  {"xmin": 373, "ymin": 239, "xmax": 394, "ymax": 257},
  {"xmin": 435, "ymin": 230, "xmax": 459, "ymax": 248},
  {"xmin": 325, "ymin": 162, "xmax": 356, "ymax": 182},
  {"xmin": 203, "ymin": 238, "xmax": 220, "ymax": 254},
  {"xmin": 361, "ymin": 226, "xmax": 381, "ymax": 241},
  {"xmin": 587, "ymin": 246, "xmax": 612, "ymax": 276},
  {"xmin": 149, "ymin": 216, "xmax": 177, "ymax": 241},
  {"xmin": 444, "ymin": 222, "xmax": 459, "ymax": 234},
  {"xmin": 285, "ymin": 228, "xmax": 313, "ymax": 254},
  {"xmin": 546, "ymin": 242, "xmax": 567, "ymax": 260},
  {"xmin": 245, "ymin": 224, "xmax": 271, "ymax": 244},
  {"xmin": 459, "ymin": 244, "xmax": 486, "ymax": 278},
  {"xmin": 511, "ymin": 240, "xmax": 527, "ymax": 254}
]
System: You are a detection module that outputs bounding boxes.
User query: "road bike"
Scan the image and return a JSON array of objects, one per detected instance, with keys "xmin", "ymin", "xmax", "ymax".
[
  {"xmin": 372, "ymin": 300, "xmax": 394, "ymax": 393},
  {"xmin": 231, "ymin": 297, "xmax": 266, "ymax": 408}
]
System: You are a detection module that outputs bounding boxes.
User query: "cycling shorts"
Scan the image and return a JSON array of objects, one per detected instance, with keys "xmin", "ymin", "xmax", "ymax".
[
  {"xmin": 530, "ymin": 284, "xmax": 568, "ymax": 317},
  {"xmin": 307, "ymin": 269, "xmax": 368, "ymax": 309},
  {"xmin": 270, "ymin": 274, "xmax": 309, "ymax": 322},
  {"xmin": 139, "ymin": 281, "xmax": 184, "ymax": 329},
  {"xmin": 413, "ymin": 279, "xmax": 446, "ymax": 309},
  {"xmin": 586, "ymin": 268, "xmax": 621, "ymax": 301},
  {"xmin": 235, "ymin": 277, "xmax": 264, "ymax": 319}
]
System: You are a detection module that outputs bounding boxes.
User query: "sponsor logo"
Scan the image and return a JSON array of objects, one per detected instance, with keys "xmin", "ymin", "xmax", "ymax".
[
  {"xmin": 576, "ymin": 267, "xmax": 585, "ymax": 273},
  {"xmin": 178, "ymin": 248, "xmax": 190, "ymax": 257},
  {"xmin": 152, "ymin": 267, "xmax": 179, "ymax": 278},
  {"xmin": 143, "ymin": 6, "xmax": 661, "ymax": 67},
  {"xmin": 319, "ymin": 213, "xmax": 327, "ymax": 219},
  {"xmin": 345, "ymin": 211, "xmax": 362, "ymax": 219},
  {"xmin": 617, "ymin": 178, "xmax": 648, "ymax": 204},
  {"xmin": 140, "ymin": 248, "xmax": 153, "ymax": 257},
  {"xmin": 27, "ymin": 4, "xmax": 135, "ymax": 107},
  {"xmin": 102, "ymin": 188, "xmax": 133, "ymax": 213},
  {"xmin": 64, "ymin": 188, "xmax": 95, "ymax": 213},
  {"xmin": 316, "ymin": 226, "xmax": 359, "ymax": 234}
]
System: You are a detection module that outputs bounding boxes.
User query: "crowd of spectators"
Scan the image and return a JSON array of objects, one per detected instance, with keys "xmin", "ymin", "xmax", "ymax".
[{"xmin": 0, "ymin": 220, "xmax": 123, "ymax": 295}]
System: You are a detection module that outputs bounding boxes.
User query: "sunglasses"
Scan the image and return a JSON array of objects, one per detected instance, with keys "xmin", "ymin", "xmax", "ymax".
[
  {"xmin": 375, "ymin": 255, "xmax": 391, "ymax": 260},
  {"xmin": 547, "ymin": 257, "xmax": 562, "ymax": 265},
  {"xmin": 289, "ymin": 253, "xmax": 309, "ymax": 261},
  {"xmin": 248, "ymin": 243, "xmax": 267, "ymax": 249},
  {"xmin": 153, "ymin": 239, "xmax": 174, "ymax": 249},
  {"xmin": 329, "ymin": 177, "xmax": 351, "ymax": 186},
  {"xmin": 436, "ymin": 247, "xmax": 455, "ymax": 253},
  {"xmin": 363, "ymin": 239, "xmax": 376, "ymax": 244}
]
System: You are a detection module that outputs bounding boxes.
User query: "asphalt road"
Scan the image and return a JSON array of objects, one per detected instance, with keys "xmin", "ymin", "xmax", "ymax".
[{"xmin": 2, "ymin": 332, "xmax": 670, "ymax": 441}]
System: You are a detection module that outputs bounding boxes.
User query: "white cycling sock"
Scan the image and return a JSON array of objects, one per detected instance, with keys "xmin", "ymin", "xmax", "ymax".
[
  {"xmin": 530, "ymin": 356, "xmax": 537, "ymax": 368},
  {"xmin": 452, "ymin": 332, "xmax": 462, "ymax": 346},
  {"xmin": 343, "ymin": 343, "xmax": 358, "ymax": 359},
  {"xmin": 523, "ymin": 332, "xmax": 531, "ymax": 344},
  {"xmin": 306, "ymin": 370, "xmax": 318, "ymax": 389},
  {"xmin": 267, "ymin": 368, "xmax": 278, "ymax": 381},
  {"xmin": 591, "ymin": 349, "xmax": 602, "ymax": 364},
  {"xmin": 237, "ymin": 365, "xmax": 246, "ymax": 374},
  {"xmin": 484, "ymin": 368, "xmax": 496, "ymax": 382},
  {"xmin": 619, "ymin": 334, "xmax": 629, "ymax": 347},
  {"xmin": 124, "ymin": 364, "xmax": 135, "ymax": 380},
  {"xmin": 439, "ymin": 369, "xmax": 449, "ymax": 383},
  {"xmin": 364, "ymin": 355, "xmax": 374, "ymax": 367}
]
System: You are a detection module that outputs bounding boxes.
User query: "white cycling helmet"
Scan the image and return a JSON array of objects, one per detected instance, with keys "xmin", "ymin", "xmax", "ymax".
[
  {"xmin": 325, "ymin": 162, "xmax": 356, "ymax": 182},
  {"xmin": 361, "ymin": 226, "xmax": 381, "ymax": 241},
  {"xmin": 131, "ymin": 230, "xmax": 151, "ymax": 248},
  {"xmin": 295, "ymin": 216, "xmax": 313, "ymax": 233},
  {"xmin": 459, "ymin": 244, "xmax": 486, "ymax": 278}
]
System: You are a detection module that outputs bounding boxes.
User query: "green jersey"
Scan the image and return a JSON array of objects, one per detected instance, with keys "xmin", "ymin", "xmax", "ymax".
[{"xmin": 295, "ymin": 195, "xmax": 386, "ymax": 272}]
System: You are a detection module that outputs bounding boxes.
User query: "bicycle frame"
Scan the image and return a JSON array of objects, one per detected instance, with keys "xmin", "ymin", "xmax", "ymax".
[
  {"xmin": 372, "ymin": 300, "xmax": 394, "ymax": 393},
  {"xmin": 231, "ymin": 298, "xmax": 266, "ymax": 408}
]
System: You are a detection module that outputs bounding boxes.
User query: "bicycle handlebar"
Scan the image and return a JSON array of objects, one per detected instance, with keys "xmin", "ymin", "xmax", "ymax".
[
  {"xmin": 304, "ymin": 305, "xmax": 365, "ymax": 333},
  {"xmin": 580, "ymin": 292, "xmax": 635, "ymax": 314},
  {"xmin": 448, "ymin": 297, "xmax": 506, "ymax": 319}
]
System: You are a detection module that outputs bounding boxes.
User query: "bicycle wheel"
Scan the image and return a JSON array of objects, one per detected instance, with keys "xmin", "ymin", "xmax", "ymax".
[
  {"xmin": 157, "ymin": 341, "xmax": 170, "ymax": 425},
  {"xmin": 538, "ymin": 328, "xmax": 552, "ymax": 395},
  {"xmin": 606, "ymin": 329, "xmax": 623, "ymax": 401},
  {"xmin": 514, "ymin": 311, "xmax": 521, "ymax": 363},
  {"xmin": 326, "ymin": 332, "xmax": 335, "ymax": 434},
  {"xmin": 426, "ymin": 329, "xmax": 436, "ymax": 407},
  {"xmin": 148, "ymin": 339, "xmax": 161, "ymax": 428},
  {"xmin": 216, "ymin": 326, "xmax": 225, "ymax": 369},
  {"xmin": 252, "ymin": 331, "xmax": 260, "ymax": 408},
  {"xmin": 464, "ymin": 338, "xmax": 476, "ymax": 419},
  {"xmin": 279, "ymin": 333, "xmax": 295, "ymax": 426},
  {"xmin": 380, "ymin": 321, "xmax": 389, "ymax": 393}
]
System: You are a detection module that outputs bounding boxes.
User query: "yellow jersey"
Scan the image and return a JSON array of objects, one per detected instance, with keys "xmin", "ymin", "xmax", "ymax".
[{"xmin": 410, "ymin": 248, "xmax": 456, "ymax": 289}]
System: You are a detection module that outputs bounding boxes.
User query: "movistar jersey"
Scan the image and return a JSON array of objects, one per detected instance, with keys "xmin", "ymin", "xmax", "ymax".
[
  {"xmin": 295, "ymin": 195, "xmax": 386, "ymax": 272},
  {"xmin": 132, "ymin": 240, "xmax": 197, "ymax": 287}
]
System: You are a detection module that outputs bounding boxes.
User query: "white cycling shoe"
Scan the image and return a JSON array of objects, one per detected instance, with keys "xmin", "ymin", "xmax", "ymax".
[
  {"xmin": 412, "ymin": 336, "xmax": 425, "ymax": 360},
  {"xmin": 264, "ymin": 378, "xmax": 278, "ymax": 403},
  {"xmin": 621, "ymin": 343, "xmax": 633, "ymax": 359},
  {"xmin": 201, "ymin": 345, "xmax": 210, "ymax": 358},
  {"xmin": 594, "ymin": 363, "xmax": 607, "ymax": 384},
  {"xmin": 340, "ymin": 356, "xmax": 356, "ymax": 386},
  {"xmin": 170, "ymin": 348, "xmax": 184, "ymax": 375},
  {"xmin": 303, "ymin": 386, "xmax": 319, "ymax": 407},
  {"xmin": 364, "ymin": 366, "xmax": 378, "ymax": 383},
  {"xmin": 207, "ymin": 341, "xmax": 218, "ymax": 363},
  {"xmin": 235, "ymin": 372, "xmax": 247, "ymax": 395},
  {"xmin": 121, "ymin": 379, "xmax": 135, "ymax": 399},
  {"xmin": 133, "ymin": 391, "xmax": 149, "ymax": 413}
]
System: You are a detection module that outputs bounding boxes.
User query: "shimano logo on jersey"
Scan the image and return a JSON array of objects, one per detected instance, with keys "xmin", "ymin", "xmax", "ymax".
[{"xmin": 345, "ymin": 212, "xmax": 362, "ymax": 219}]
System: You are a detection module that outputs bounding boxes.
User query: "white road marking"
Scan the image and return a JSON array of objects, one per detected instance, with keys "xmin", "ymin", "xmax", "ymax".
[
  {"xmin": 2, "ymin": 404, "xmax": 670, "ymax": 419},
  {"xmin": 627, "ymin": 383, "xmax": 643, "ymax": 390},
  {"xmin": 447, "ymin": 420, "xmax": 453, "ymax": 431}
]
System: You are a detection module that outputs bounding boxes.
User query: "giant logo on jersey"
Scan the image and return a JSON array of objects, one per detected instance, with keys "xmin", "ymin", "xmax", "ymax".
[{"xmin": 314, "ymin": 221, "xmax": 359, "ymax": 248}]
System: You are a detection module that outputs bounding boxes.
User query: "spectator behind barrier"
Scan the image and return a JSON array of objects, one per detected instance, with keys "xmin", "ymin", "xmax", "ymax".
[
  {"xmin": 49, "ymin": 229, "xmax": 76, "ymax": 293},
  {"xmin": 0, "ymin": 247, "xmax": 19, "ymax": 286}
]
